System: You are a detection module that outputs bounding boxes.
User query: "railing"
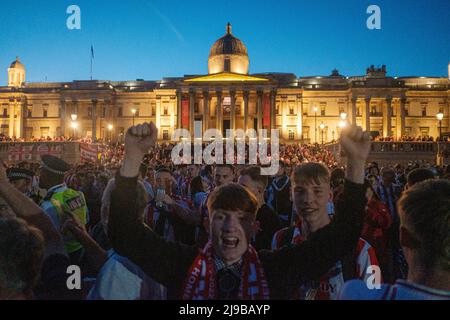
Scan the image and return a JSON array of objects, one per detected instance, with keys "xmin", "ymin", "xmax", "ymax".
[
  {"xmin": 325, "ymin": 141, "xmax": 450, "ymax": 166},
  {"xmin": 371, "ymin": 142, "xmax": 437, "ymax": 153}
]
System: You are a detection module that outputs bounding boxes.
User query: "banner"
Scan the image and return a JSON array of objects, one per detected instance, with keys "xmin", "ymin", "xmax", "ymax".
[
  {"xmin": 8, "ymin": 145, "xmax": 36, "ymax": 161},
  {"xmin": 263, "ymin": 94, "xmax": 271, "ymax": 127},
  {"xmin": 80, "ymin": 143, "xmax": 99, "ymax": 163},
  {"xmin": 36, "ymin": 144, "xmax": 63, "ymax": 161},
  {"xmin": 182, "ymin": 99, "xmax": 189, "ymax": 129}
]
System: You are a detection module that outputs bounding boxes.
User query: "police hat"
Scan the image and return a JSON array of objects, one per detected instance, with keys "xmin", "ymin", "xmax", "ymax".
[
  {"xmin": 7, "ymin": 168, "xmax": 34, "ymax": 181},
  {"xmin": 41, "ymin": 155, "xmax": 71, "ymax": 175}
]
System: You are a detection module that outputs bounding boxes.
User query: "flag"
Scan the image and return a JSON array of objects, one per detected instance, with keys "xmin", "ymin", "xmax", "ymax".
[{"xmin": 91, "ymin": 45, "xmax": 95, "ymax": 59}]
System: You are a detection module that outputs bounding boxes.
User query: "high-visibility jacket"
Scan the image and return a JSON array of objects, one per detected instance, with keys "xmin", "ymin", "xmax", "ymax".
[{"xmin": 41, "ymin": 184, "xmax": 89, "ymax": 254}]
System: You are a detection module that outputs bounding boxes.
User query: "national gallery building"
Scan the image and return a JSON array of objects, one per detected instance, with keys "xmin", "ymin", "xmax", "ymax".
[{"xmin": 0, "ymin": 24, "xmax": 449, "ymax": 143}]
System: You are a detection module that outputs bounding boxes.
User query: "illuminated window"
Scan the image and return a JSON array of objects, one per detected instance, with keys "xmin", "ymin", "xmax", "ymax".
[
  {"xmin": 289, "ymin": 103, "xmax": 294, "ymax": 115},
  {"xmin": 419, "ymin": 127, "xmax": 429, "ymax": 136},
  {"xmin": 320, "ymin": 102, "xmax": 326, "ymax": 116},
  {"xmin": 163, "ymin": 105, "xmax": 168, "ymax": 115},
  {"xmin": 163, "ymin": 130, "xmax": 169, "ymax": 140},
  {"xmin": 289, "ymin": 130, "xmax": 295, "ymax": 140},
  {"xmin": 421, "ymin": 103, "xmax": 427, "ymax": 116},
  {"xmin": 40, "ymin": 127, "xmax": 49, "ymax": 137},
  {"xmin": 303, "ymin": 126, "xmax": 310, "ymax": 139},
  {"xmin": 370, "ymin": 105, "xmax": 376, "ymax": 116},
  {"xmin": 1, "ymin": 125, "xmax": 8, "ymax": 135},
  {"xmin": 224, "ymin": 58, "xmax": 231, "ymax": 72},
  {"xmin": 43, "ymin": 105, "xmax": 48, "ymax": 118}
]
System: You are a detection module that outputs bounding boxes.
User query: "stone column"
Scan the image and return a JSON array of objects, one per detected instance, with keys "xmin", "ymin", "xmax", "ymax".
[
  {"xmin": 243, "ymin": 90, "xmax": 249, "ymax": 132},
  {"xmin": 398, "ymin": 97, "xmax": 406, "ymax": 138},
  {"xmin": 281, "ymin": 95, "xmax": 287, "ymax": 140},
  {"xmin": 383, "ymin": 97, "xmax": 392, "ymax": 137},
  {"xmin": 170, "ymin": 96, "xmax": 176, "ymax": 132},
  {"xmin": 15, "ymin": 98, "xmax": 23, "ymax": 138},
  {"xmin": 202, "ymin": 91, "xmax": 209, "ymax": 133},
  {"xmin": 156, "ymin": 96, "xmax": 162, "ymax": 139},
  {"xmin": 176, "ymin": 90, "xmax": 182, "ymax": 129},
  {"xmin": 257, "ymin": 91, "xmax": 263, "ymax": 132},
  {"xmin": 8, "ymin": 98, "xmax": 15, "ymax": 137},
  {"xmin": 60, "ymin": 99, "xmax": 66, "ymax": 137},
  {"xmin": 216, "ymin": 91, "xmax": 222, "ymax": 134},
  {"xmin": 296, "ymin": 94, "xmax": 303, "ymax": 140},
  {"xmin": 350, "ymin": 96, "xmax": 357, "ymax": 125},
  {"xmin": 364, "ymin": 96, "xmax": 371, "ymax": 132},
  {"xmin": 92, "ymin": 99, "xmax": 98, "ymax": 141},
  {"xmin": 270, "ymin": 90, "xmax": 276, "ymax": 134},
  {"xmin": 447, "ymin": 98, "xmax": 450, "ymax": 131},
  {"xmin": 189, "ymin": 91, "xmax": 195, "ymax": 135},
  {"xmin": 230, "ymin": 90, "xmax": 236, "ymax": 132}
]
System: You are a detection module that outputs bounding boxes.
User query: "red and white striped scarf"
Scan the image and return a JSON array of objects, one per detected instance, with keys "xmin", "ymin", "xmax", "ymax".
[{"xmin": 182, "ymin": 241, "xmax": 270, "ymax": 300}]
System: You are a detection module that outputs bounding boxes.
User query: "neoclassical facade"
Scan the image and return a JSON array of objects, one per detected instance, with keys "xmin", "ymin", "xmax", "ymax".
[{"xmin": 1, "ymin": 24, "xmax": 449, "ymax": 143}]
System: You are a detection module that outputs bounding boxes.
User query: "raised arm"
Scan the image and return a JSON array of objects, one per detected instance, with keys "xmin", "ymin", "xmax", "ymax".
[
  {"xmin": 262, "ymin": 126, "xmax": 371, "ymax": 298},
  {"xmin": 108, "ymin": 123, "xmax": 198, "ymax": 288},
  {"xmin": 0, "ymin": 164, "xmax": 64, "ymax": 257}
]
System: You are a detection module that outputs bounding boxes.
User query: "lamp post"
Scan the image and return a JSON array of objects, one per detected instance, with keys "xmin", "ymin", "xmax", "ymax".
[
  {"xmin": 436, "ymin": 112, "xmax": 444, "ymax": 140},
  {"xmin": 107, "ymin": 124, "xmax": 113, "ymax": 143},
  {"xmin": 70, "ymin": 114, "xmax": 78, "ymax": 140},
  {"xmin": 436, "ymin": 112, "xmax": 444, "ymax": 166},
  {"xmin": 313, "ymin": 105, "xmax": 318, "ymax": 144},
  {"xmin": 319, "ymin": 122, "xmax": 325, "ymax": 145},
  {"xmin": 338, "ymin": 111, "xmax": 348, "ymax": 133},
  {"xmin": 131, "ymin": 109, "xmax": 137, "ymax": 126}
]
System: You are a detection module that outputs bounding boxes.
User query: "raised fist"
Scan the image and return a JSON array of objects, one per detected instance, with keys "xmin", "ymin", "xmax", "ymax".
[
  {"xmin": 340, "ymin": 125, "xmax": 371, "ymax": 163},
  {"xmin": 124, "ymin": 122, "xmax": 158, "ymax": 159}
]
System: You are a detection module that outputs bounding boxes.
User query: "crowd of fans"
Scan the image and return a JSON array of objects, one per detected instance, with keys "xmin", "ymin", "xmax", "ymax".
[
  {"xmin": 374, "ymin": 135, "xmax": 449, "ymax": 142},
  {"xmin": 0, "ymin": 123, "xmax": 449, "ymax": 300}
]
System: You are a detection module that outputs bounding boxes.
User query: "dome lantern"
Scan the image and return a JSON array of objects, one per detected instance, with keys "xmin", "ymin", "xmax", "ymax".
[{"xmin": 208, "ymin": 23, "xmax": 249, "ymax": 74}]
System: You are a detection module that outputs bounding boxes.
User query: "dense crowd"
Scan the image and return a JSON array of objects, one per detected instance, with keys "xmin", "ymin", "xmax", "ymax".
[
  {"xmin": 0, "ymin": 123, "xmax": 449, "ymax": 300},
  {"xmin": 374, "ymin": 135, "xmax": 449, "ymax": 142}
]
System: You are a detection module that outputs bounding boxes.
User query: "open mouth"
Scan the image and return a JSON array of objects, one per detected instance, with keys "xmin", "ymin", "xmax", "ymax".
[{"xmin": 222, "ymin": 236, "xmax": 239, "ymax": 248}]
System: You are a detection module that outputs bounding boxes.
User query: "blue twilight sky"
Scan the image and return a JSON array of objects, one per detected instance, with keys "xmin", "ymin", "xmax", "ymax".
[{"xmin": 0, "ymin": 0, "xmax": 449, "ymax": 84}]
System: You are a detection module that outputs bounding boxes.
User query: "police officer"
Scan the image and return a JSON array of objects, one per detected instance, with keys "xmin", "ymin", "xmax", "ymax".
[
  {"xmin": 39, "ymin": 155, "xmax": 89, "ymax": 265},
  {"xmin": 7, "ymin": 167, "xmax": 33, "ymax": 194}
]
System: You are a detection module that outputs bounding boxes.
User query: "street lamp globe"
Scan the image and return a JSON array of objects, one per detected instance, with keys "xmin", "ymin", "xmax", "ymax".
[
  {"xmin": 340, "ymin": 112, "xmax": 347, "ymax": 120},
  {"xmin": 339, "ymin": 120, "xmax": 347, "ymax": 128},
  {"xmin": 71, "ymin": 114, "xmax": 78, "ymax": 121},
  {"xmin": 319, "ymin": 123, "xmax": 325, "ymax": 130},
  {"xmin": 107, "ymin": 124, "xmax": 113, "ymax": 131},
  {"xmin": 436, "ymin": 112, "xmax": 444, "ymax": 121}
]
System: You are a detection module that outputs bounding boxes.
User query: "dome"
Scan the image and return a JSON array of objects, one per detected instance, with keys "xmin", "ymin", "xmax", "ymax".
[
  {"xmin": 10, "ymin": 57, "xmax": 25, "ymax": 70},
  {"xmin": 209, "ymin": 23, "xmax": 248, "ymax": 57},
  {"xmin": 208, "ymin": 23, "xmax": 249, "ymax": 74}
]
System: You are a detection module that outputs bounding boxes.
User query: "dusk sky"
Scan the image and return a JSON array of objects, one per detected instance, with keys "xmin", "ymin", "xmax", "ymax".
[{"xmin": 0, "ymin": 0, "xmax": 449, "ymax": 84}]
